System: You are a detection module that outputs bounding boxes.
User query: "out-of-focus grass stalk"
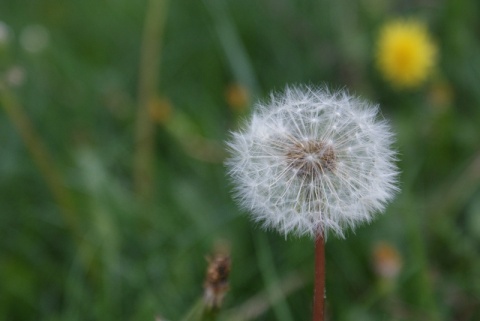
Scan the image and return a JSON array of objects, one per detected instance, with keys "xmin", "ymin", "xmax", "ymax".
[
  {"xmin": 0, "ymin": 83, "xmax": 77, "ymax": 231},
  {"xmin": 202, "ymin": 0, "xmax": 259, "ymax": 97},
  {"xmin": 179, "ymin": 299, "xmax": 219, "ymax": 321},
  {"xmin": 254, "ymin": 234, "xmax": 295, "ymax": 321},
  {"xmin": 429, "ymin": 149, "xmax": 480, "ymax": 219},
  {"xmin": 134, "ymin": 0, "xmax": 169, "ymax": 202},
  {"xmin": 224, "ymin": 272, "xmax": 306, "ymax": 321},
  {"xmin": 0, "ymin": 83, "xmax": 92, "ymax": 271},
  {"xmin": 180, "ymin": 299, "xmax": 204, "ymax": 321},
  {"xmin": 406, "ymin": 204, "xmax": 442, "ymax": 320},
  {"xmin": 400, "ymin": 151, "xmax": 441, "ymax": 319}
]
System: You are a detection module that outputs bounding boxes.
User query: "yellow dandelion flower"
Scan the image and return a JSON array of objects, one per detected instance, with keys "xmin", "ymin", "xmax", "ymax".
[{"xmin": 376, "ymin": 19, "xmax": 437, "ymax": 89}]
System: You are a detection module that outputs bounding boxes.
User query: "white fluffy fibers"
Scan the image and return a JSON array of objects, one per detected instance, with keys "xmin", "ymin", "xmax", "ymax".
[{"xmin": 226, "ymin": 86, "xmax": 399, "ymax": 238}]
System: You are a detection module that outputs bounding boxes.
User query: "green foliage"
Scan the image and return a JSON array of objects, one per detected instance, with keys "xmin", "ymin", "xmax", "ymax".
[{"xmin": 1, "ymin": 0, "xmax": 480, "ymax": 320}]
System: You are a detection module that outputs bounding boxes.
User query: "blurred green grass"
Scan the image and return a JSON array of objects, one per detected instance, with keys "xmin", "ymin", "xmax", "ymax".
[{"xmin": 1, "ymin": 0, "xmax": 480, "ymax": 320}]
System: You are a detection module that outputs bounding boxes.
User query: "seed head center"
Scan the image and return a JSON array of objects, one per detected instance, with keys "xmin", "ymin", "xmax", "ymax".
[{"xmin": 286, "ymin": 140, "xmax": 337, "ymax": 177}]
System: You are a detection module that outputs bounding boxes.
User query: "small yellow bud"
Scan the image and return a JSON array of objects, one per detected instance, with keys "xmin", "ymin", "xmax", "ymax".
[
  {"xmin": 372, "ymin": 242, "xmax": 402, "ymax": 279},
  {"xmin": 225, "ymin": 83, "xmax": 250, "ymax": 112}
]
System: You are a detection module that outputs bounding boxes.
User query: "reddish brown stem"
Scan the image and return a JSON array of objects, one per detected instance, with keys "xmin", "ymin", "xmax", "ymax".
[{"xmin": 313, "ymin": 235, "xmax": 325, "ymax": 321}]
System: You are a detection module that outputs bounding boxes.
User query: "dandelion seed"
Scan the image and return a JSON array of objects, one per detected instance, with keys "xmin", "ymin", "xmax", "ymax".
[
  {"xmin": 226, "ymin": 86, "xmax": 399, "ymax": 238},
  {"xmin": 376, "ymin": 18, "xmax": 437, "ymax": 89}
]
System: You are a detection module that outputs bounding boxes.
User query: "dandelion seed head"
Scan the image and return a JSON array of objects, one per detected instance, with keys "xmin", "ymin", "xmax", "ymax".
[{"xmin": 226, "ymin": 86, "xmax": 399, "ymax": 238}]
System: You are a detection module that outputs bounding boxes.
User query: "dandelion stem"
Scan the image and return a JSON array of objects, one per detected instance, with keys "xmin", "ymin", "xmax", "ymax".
[{"xmin": 313, "ymin": 235, "xmax": 325, "ymax": 321}]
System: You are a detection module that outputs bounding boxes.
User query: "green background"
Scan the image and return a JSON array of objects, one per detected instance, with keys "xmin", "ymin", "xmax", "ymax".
[{"xmin": 1, "ymin": 0, "xmax": 479, "ymax": 320}]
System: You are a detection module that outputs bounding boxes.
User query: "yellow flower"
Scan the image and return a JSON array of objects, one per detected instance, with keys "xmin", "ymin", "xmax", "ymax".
[{"xmin": 376, "ymin": 19, "xmax": 437, "ymax": 89}]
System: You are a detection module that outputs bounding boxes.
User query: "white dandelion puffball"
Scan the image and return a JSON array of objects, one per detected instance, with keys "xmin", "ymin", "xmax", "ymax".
[{"xmin": 226, "ymin": 86, "xmax": 399, "ymax": 238}]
